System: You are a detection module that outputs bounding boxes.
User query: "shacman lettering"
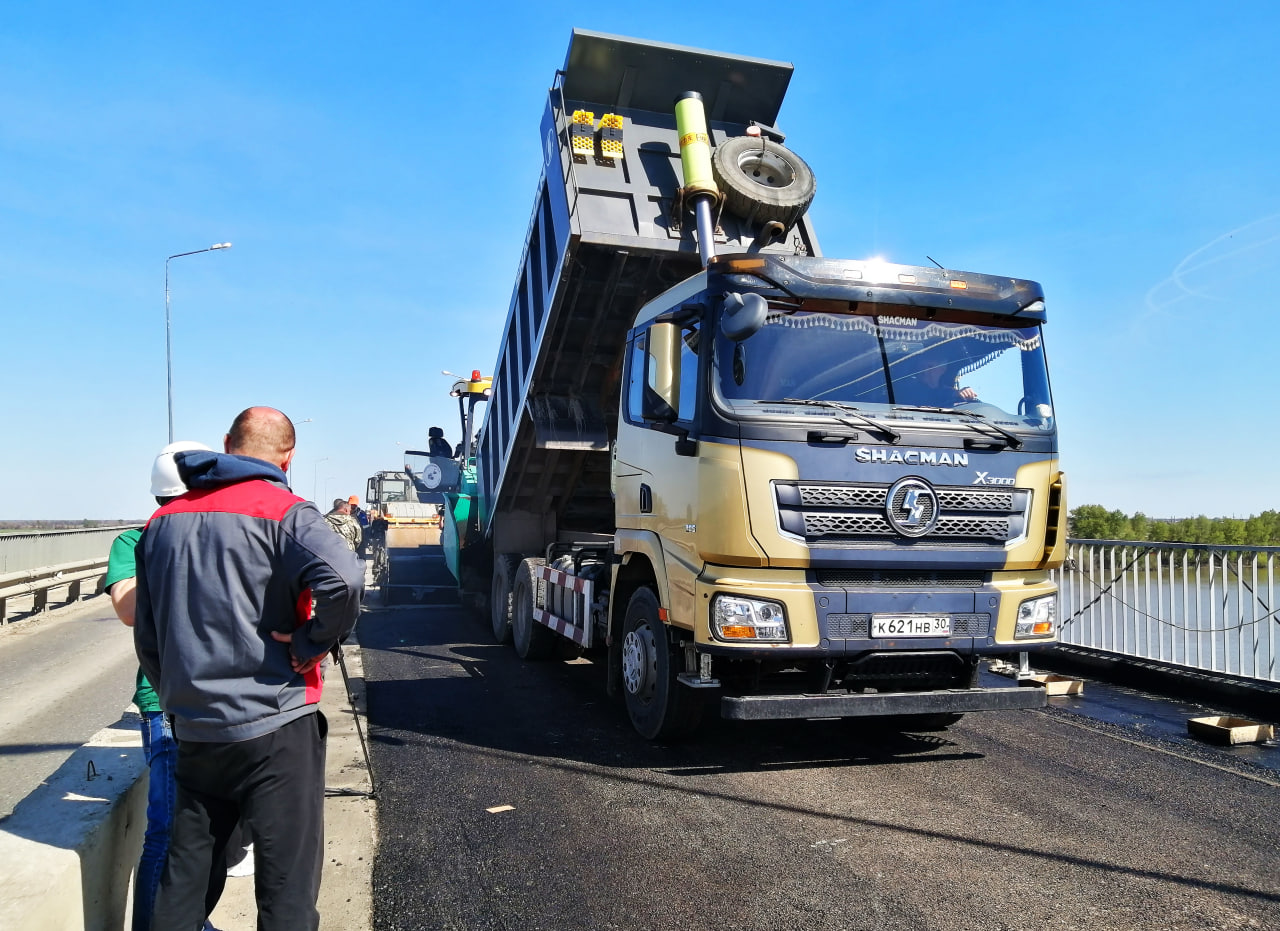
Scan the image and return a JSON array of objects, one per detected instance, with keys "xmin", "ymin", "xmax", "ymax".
[{"xmin": 855, "ymin": 447, "xmax": 969, "ymax": 467}]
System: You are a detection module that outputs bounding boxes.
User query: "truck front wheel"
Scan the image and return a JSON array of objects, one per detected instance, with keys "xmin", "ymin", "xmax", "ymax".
[
  {"xmin": 511, "ymin": 557, "xmax": 555, "ymax": 660},
  {"xmin": 620, "ymin": 587, "xmax": 703, "ymax": 741}
]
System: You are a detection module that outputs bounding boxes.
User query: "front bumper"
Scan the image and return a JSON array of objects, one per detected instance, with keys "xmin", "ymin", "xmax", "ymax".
[
  {"xmin": 692, "ymin": 565, "xmax": 1058, "ymax": 654},
  {"xmin": 721, "ymin": 685, "xmax": 1046, "ymax": 721}
]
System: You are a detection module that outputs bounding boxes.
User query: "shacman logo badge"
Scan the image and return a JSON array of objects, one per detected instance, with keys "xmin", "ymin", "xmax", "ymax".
[{"xmin": 886, "ymin": 477, "xmax": 940, "ymax": 537}]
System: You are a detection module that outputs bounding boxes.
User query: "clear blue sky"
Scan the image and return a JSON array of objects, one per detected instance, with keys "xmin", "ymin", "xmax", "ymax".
[{"xmin": 3, "ymin": 2, "xmax": 1277, "ymax": 520}]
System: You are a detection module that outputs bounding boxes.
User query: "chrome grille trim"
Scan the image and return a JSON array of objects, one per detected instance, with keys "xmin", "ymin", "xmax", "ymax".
[
  {"xmin": 804, "ymin": 513, "xmax": 893, "ymax": 536},
  {"xmin": 803, "ymin": 513, "xmax": 1009, "ymax": 540},
  {"xmin": 793, "ymin": 483, "xmax": 1015, "ymax": 511},
  {"xmin": 937, "ymin": 489, "xmax": 1014, "ymax": 511},
  {"xmin": 795, "ymin": 484, "xmax": 885, "ymax": 508},
  {"xmin": 936, "ymin": 516, "xmax": 1010, "ymax": 539},
  {"xmin": 776, "ymin": 480, "xmax": 1030, "ymax": 546}
]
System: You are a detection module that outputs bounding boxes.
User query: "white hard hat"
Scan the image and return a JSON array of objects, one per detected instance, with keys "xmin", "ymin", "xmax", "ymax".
[{"xmin": 150, "ymin": 440, "xmax": 212, "ymax": 497}]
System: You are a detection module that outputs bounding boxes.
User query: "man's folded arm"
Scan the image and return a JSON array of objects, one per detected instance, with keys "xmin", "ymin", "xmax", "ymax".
[{"xmin": 282, "ymin": 504, "xmax": 366, "ymax": 662}]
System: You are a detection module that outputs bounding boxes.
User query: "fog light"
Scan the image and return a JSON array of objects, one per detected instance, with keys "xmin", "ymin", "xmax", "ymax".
[
  {"xmin": 1015, "ymin": 595, "xmax": 1057, "ymax": 639},
  {"xmin": 711, "ymin": 594, "xmax": 788, "ymax": 642}
]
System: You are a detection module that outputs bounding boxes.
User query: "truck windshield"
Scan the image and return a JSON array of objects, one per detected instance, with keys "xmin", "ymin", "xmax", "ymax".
[
  {"xmin": 712, "ymin": 309, "xmax": 1054, "ymax": 432},
  {"xmin": 378, "ymin": 478, "xmax": 408, "ymax": 502}
]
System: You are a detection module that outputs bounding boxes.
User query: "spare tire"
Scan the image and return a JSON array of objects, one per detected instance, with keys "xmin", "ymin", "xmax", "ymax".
[{"xmin": 711, "ymin": 135, "xmax": 816, "ymax": 230}]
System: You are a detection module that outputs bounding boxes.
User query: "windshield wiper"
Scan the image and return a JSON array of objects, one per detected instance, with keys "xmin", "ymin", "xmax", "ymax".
[
  {"xmin": 892, "ymin": 405, "xmax": 1024, "ymax": 449},
  {"xmin": 772, "ymin": 398, "xmax": 901, "ymax": 444}
]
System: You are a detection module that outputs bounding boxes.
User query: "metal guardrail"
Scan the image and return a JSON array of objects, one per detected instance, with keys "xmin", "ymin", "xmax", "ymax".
[
  {"xmin": 3, "ymin": 528, "xmax": 1277, "ymax": 686},
  {"xmin": 0, "ymin": 527, "xmax": 139, "ymax": 623},
  {"xmin": 1054, "ymin": 539, "xmax": 1279, "ymax": 684}
]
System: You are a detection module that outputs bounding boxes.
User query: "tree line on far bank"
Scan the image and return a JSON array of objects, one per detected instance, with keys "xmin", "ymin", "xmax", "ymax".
[
  {"xmin": 0, "ymin": 519, "xmax": 140, "ymax": 532},
  {"xmin": 1069, "ymin": 505, "xmax": 1280, "ymax": 547}
]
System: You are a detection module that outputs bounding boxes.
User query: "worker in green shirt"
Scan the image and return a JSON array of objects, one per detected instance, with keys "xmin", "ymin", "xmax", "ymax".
[{"xmin": 106, "ymin": 440, "xmax": 249, "ymax": 931}]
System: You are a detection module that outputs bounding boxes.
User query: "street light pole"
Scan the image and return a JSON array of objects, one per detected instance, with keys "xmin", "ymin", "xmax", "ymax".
[
  {"xmin": 287, "ymin": 418, "xmax": 312, "ymax": 486},
  {"xmin": 166, "ymin": 242, "xmax": 232, "ymax": 442},
  {"xmin": 313, "ymin": 457, "xmax": 329, "ymax": 503}
]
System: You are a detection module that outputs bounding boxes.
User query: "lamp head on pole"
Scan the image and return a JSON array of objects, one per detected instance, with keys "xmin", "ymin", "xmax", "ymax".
[{"xmin": 165, "ymin": 239, "xmax": 233, "ymax": 443}]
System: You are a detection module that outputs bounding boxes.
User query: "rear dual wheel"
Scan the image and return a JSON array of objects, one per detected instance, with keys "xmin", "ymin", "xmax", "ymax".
[
  {"xmin": 511, "ymin": 557, "xmax": 555, "ymax": 660},
  {"xmin": 490, "ymin": 554, "xmax": 521, "ymax": 644}
]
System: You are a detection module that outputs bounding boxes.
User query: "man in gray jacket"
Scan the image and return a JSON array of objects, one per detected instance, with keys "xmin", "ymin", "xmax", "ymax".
[{"xmin": 135, "ymin": 407, "xmax": 364, "ymax": 931}]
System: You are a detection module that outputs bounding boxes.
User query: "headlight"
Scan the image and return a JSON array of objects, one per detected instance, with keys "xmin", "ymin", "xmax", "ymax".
[
  {"xmin": 1015, "ymin": 595, "xmax": 1056, "ymax": 639},
  {"xmin": 711, "ymin": 594, "xmax": 788, "ymax": 642}
]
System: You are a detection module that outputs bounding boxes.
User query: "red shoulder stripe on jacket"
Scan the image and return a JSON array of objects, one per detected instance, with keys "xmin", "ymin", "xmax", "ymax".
[{"xmin": 147, "ymin": 481, "xmax": 304, "ymax": 526}]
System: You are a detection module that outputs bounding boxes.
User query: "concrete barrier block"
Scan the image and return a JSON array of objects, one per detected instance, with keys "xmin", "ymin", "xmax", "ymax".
[{"xmin": 0, "ymin": 714, "xmax": 147, "ymax": 931}]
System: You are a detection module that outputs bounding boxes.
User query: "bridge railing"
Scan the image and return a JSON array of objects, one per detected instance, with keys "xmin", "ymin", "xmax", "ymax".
[
  {"xmin": 0, "ymin": 527, "xmax": 139, "ymax": 623},
  {"xmin": 1054, "ymin": 539, "xmax": 1279, "ymax": 684}
]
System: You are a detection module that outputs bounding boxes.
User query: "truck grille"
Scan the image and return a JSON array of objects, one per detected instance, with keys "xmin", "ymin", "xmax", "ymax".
[{"xmin": 776, "ymin": 480, "xmax": 1030, "ymax": 546}]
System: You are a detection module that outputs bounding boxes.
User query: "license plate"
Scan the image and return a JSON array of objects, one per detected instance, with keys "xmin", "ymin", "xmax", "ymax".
[{"xmin": 871, "ymin": 615, "xmax": 951, "ymax": 637}]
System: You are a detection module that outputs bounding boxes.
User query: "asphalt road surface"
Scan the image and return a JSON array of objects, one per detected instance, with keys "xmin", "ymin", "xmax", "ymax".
[
  {"xmin": 361, "ymin": 574, "xmax": 1280, "ymax": 931},
  {"xmin": 0, "ymin": 596, "xmax": 135, "ymax": 819}
]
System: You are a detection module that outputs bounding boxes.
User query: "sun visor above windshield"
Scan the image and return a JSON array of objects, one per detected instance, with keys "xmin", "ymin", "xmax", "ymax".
[{"xmin": 709, "ymin": 255, "xmax": 1047, "ymax": 320}]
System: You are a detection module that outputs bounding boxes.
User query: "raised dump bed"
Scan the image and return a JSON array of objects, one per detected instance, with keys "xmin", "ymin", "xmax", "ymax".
[{"xmin": 472, "ymin": 30, "xmax": 820, "ymax": 562}]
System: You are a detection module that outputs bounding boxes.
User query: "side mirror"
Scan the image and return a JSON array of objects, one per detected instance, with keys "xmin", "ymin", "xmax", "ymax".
[
  {"xmin": 641, "ymin": 322, "xmax": 680, "ymax": 422},
  {"xmin": 720, "ymin": 292, "xmax": 768, "ymax": 342}
]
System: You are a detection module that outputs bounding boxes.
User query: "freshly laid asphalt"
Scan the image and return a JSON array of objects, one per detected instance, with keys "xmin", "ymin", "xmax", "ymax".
[{"xmin": 358, "ymin": 550, "xmax": 1280, "ymax": 931}]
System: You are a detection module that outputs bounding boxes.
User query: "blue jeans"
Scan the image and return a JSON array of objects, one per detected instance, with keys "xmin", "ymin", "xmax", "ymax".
[{"xmin": 134, "ymin": 711, "xmax": 176, "ymax": 931}]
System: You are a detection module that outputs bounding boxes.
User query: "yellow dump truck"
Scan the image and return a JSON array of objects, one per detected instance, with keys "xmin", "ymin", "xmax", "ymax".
[{"xmin": 442, "ymin": 30, "xmax": 1065, "ymax": 739}]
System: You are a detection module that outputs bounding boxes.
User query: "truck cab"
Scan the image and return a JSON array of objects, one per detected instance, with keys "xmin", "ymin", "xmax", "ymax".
[{"xmin": 612, "ymin": 254, "xmax": 1063, "ymax": 734}]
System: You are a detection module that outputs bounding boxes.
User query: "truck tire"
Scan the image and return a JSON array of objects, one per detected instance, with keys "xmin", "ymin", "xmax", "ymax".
[
  {"xmin": 711, "ymin": 135, "xmax": 816, "ymax": 230},
  {"xmin": 490, "ymin": 554, "xmax": 521, "ymax": 644},
  {"xmin": 511, "ymin": 557, "xmax": 555, "ymax": 660},
  {"xmin": 620, "ymin": 587, "xmax": 703, "ymax": 741}
]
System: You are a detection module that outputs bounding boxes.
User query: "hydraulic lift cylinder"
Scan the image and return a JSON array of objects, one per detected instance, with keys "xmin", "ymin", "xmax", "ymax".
[{"xmin": 675, "ymin": 91, "xmax": 719, "ymax": 267}]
